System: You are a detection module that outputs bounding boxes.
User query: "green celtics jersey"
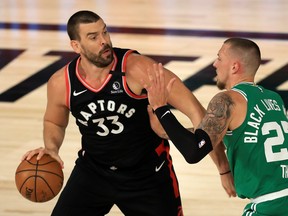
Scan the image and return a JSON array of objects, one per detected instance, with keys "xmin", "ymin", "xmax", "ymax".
[{"xmin": 223, "ymin": 82, "xmax": 288, "ymax": 199}]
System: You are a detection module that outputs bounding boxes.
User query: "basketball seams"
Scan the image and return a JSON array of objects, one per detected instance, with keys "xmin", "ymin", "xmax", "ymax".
[
  {"xmin": 35, "ymin": 159, "xmax": 39, "ymax": 202},
  {"xmin": 35, "ymin": 176, "xmax": 56, "ymax": 202},
  {"xmin": 19, "ymin": 175, "xmax": 34, "ymax": 192},
  {"xmin": 36, "ymin": 176, "xmax": 57, "ymax": 196},
  {"xmin": 16, "ymin": 170, "xmax": 64, "ymax": 181},
  {"xmin": 19, "ymin": 176, "xmax": 59, "ymax": 202},
  {"xmin": 25, "ymin": 159, "xmax": 59, "ymax": 166}
]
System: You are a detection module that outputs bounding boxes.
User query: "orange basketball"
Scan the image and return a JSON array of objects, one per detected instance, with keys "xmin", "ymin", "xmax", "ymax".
[{"xmin": 15, "ymin": 154, "xmax": 64, "ymax": 202}]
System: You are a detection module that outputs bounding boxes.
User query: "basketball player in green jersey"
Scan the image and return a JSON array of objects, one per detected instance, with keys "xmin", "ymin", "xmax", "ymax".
[{"xmin": 144, "ymin": 37, "xmax": 288, "ymax": 215}]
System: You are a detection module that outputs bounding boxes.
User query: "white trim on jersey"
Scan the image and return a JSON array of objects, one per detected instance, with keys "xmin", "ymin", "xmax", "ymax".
[{"xmin": 251, "ymin": 188, "xmax": 288, "ymax": 204}]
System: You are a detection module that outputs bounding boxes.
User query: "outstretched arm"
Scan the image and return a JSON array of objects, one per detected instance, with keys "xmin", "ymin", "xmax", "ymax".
[
  {"xmin": 144, "ymin": 63, "xmax": 236, "ymax": 197},
  {"xmin": 144, "ymin": 63, "xmax": 234, "ymax": 161},
  {"xmin": 144, "ymin": 63, "xmax": 213, "ymax": 163}
]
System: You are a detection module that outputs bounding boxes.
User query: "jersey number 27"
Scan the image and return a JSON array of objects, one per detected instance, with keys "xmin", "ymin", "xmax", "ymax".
[{"xmin": 263, "ymin": 121, "xmax": 288, "ymax": 162}]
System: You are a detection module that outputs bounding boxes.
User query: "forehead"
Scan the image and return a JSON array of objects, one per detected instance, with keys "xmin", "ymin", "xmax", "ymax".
[
  {"xmin": 218, "ymin": 43, "xmax": 231, "ymax": 56},
  {"xmin": 78, "ymin": 19, "xmax": 106, "ymax": 35}
]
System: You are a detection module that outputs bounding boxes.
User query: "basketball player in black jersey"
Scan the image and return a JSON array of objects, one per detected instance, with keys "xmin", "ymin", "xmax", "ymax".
[{"xmin": 22, "ymin": 10, "xmax": 235, "ymax": 215}]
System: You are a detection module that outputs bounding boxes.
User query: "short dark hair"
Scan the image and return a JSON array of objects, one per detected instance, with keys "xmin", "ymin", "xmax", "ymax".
[
  {"xmin": 67, "ymin": 10, "xmax": 101, "ymax": 40},
  {"xmin": 224, "ymin": 38, "xmax": 261, "ymax": 73}
]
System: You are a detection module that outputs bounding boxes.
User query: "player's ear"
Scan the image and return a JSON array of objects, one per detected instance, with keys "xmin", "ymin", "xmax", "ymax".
[
  {"xmin": 70, "ymin": 40, "xmax": 81, "ymax": 54},
  {"xmin": 231, "ymin": 61, "xmax": 240, "ymax": 74}
]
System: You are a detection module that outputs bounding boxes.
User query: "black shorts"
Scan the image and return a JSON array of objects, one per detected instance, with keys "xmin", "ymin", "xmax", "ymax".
[{"xmin": 52, "ymin": 142, "xmax": 183, "ymax": 216}]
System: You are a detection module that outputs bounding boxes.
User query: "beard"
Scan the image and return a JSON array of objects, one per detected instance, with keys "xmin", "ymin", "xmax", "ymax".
[
  {"xmin": 216, "ymin": 80, "xmax": 225, "ymax": 90},
  {"xmin": 83, "ymin": 44, "xmax": 114, "ymax": 68}
]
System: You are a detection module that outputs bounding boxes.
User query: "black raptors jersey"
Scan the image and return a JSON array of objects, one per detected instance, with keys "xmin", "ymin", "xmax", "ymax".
[{"xmin": 65, "ymin": 48, "xmax": 163, "ymax": 168}]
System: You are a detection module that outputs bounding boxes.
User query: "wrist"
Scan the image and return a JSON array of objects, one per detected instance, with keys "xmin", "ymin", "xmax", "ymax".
[
  {"xmin": 154, "ymin": 105, "xmax": 170, "ymax": 119},
  {"xmin": 220, "ymin": 170, "xmax": 231, "ymax": 175},
  {"xmin": 153, "ymin": 105, "xmax": 168, "ymax": 112}
]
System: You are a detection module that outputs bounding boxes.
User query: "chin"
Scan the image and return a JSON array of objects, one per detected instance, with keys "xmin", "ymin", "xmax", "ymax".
[{"xmin": 216, "ymin": 81, "xmax": 225, "ymax": 90}]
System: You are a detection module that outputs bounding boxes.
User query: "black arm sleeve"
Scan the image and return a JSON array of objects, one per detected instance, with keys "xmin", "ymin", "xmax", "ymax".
[{"xmin": 154, "ymin": 106, "xmax": 213, "ymax": 164}]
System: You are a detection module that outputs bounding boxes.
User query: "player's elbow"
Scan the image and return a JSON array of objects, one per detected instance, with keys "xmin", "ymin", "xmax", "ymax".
[
  {"xmin": 183, "ymin": 152, "xmax": 206, "ymax": 164},
  {"xmin": 181, "ymin": 138, "xmax": 213, "ymax": 164}
]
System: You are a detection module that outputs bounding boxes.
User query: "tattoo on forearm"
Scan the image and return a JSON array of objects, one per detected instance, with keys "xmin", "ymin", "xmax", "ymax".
[{"xmin": 199, "ymin": 93, "xmax": 234, "ymax": 144}]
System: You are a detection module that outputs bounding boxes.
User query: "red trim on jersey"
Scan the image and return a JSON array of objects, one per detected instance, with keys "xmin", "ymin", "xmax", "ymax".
[
  {"xmin": 178, "ymin": 207, "xmax": 183, "ymax": 216},
  {"xmin": 155, "ymin": 140, "xmax": 180, "ymax": 198},
  {"xmin": 64, "ymin": 64, "xmax": 71, "ymax": 109},
  {"xmin": 75, "ymin": 57, "xmax": 114, "ymax": 92},
  {"xmin": 121, "ymin": 50, "xmax": 147, "ymax": 99},
  {"xmin": 155, "ymin": 140, "xmax": 166, "ymax": 156},
  {"xmin": 111, "ymin": 51, "xmax": 117, "ymax": 71},
  {"xmin": 121, "ymin": 50, "xmax": 133, "ymax": 73}
]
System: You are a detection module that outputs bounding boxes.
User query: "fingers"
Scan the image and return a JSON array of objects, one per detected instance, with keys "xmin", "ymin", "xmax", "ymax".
[
  {"xmin": 21, "ymin": 147, "xmax": 64, "ymax": 169},
  {"xmin": 227, "ymin": 189, "xmax": 237, "ymax": 197},
  {"xmin": 22, "ymin": 147, "xmax": 45, "ymax": 161},
  {"xmin": 59, "ymin": 158, "xmax": 64, "ymax": 169},
  {"xmin": 224, "ymin": 186, "xmax": 236, "ymax": 197},
  {"xmin": 142, "ymin": 62, "xmax": 164, "ymax": 90},
  {"xmin": 49, "ymin": 151, "xmax": 65, "ymax": 169},
  {"xmin": 141, "ymin": 66, "xmax": 155, "ymax": 90},
  {"xmin": 147, "ymin": 105, "xmax": 157, "ymax": 124},
  {"xmin": 155, "ymin": 63, "xmax": 165, "ymax": 92},
  {"xmin": 143, "ymin": 67, "xmax": 153, "ymax": 89},
  {"xmin": 154, "ymin": 63, "xmax": 176, "ymax": 93},
  {"xmin": 222, "ymin": 183, "xmax": 235, "ymax": 197},
  {"xmin": 228, "ymin": 188, "xmax": 237, "ymax": 197},
  {"xmin": 148, "ymin": 63, "xmax": 162, "ymax": 86},
  {"xmin": 36, "ymin": 149, "xmax": 46, "ymax": 160},
  {"xmin": 167, "ymin": 77, "xmax": 176, "ymax": 92},
  {"xmin": 220, "ymin": 173, "xmax": 237, "ymax": 198},
  {"xmin": 143, "ymin": 62, "xmax": 170, "ymax": 110},
  {"xmin": 147, "ymin": 105, "xmax": 154, "ymax": 115}
]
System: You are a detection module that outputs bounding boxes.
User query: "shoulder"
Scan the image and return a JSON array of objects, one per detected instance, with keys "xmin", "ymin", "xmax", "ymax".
[
  {"xmin": 209, "ymin": 91, "xmax": 235, "ymax": 109},
  {"xmin": 47, "ymin": 66, "xmax": 67, "ymax": 96},
  {"xmin": 209, "ymin": 91, "xmax": 247, "ymax": 130},
  {"xmin": 126, "ymin": 52, "xmax": 155, "ymax": 70},
  {"xmin": 125, "ymin": 53, "xmax": 156, "ymax": 84},
  {"xmin": 262, "ymin": 86, "xmax": 284, "ymax": 102},
  {"xmin": 207, "ymin": 91, "xmax": 244, "ymax": 120},
  {"xmin": 211, "ymin": 90, "xmax": 246, "ymax": 105}
]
